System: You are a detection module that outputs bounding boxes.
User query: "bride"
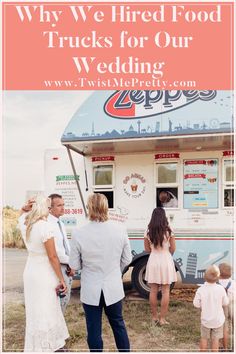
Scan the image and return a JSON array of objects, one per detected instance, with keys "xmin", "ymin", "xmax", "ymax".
[{"xmin": 19, "ymin": 195, "xmax": 69, "ymax": 352}]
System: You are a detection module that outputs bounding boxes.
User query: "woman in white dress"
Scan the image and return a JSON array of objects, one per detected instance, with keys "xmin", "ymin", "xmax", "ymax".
[{"xmin": 19, "ymin": 196, "xmax": 69, "ymax": 352}]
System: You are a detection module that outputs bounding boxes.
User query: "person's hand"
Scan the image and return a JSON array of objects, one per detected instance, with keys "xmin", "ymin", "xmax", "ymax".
[
  {"xmin": 66, "ymin": 265, "xmax": 75, "ymax": 277},
  {"xmin": 59, "ymin": 279, "xmax": 67, "ymax": 293},
  {"xmin": 56, "ymin": 280, "xmax": 67, "ymax": 297},
  {"xmin": 21, "ymin": 199, "xmax": 35, "ymax": 213},
  {"xmin": 68, "ymin": 269, "xmax": 76, "ymax": 277}
]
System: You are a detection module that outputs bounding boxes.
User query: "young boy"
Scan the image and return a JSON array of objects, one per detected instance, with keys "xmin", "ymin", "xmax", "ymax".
[
  {"xmin": 193, "ymin": 265, "xmax": 229, "ymax": 352},
  {"xmin": 218, "ymin": 263, "xmax": 235, "ymax": 351}
]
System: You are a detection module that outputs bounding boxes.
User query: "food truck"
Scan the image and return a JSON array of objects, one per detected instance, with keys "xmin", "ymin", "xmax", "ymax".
[{"xmin": 45, "ymin": 90, "xmax": 234, "ymax": 298}]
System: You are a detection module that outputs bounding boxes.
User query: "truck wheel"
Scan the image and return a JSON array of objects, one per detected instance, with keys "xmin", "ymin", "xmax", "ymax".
[
  {"xmin": 131, "ymin": 257, "xmax": 151, "ymax": 299},
  {"xmin": 131, "ymin": 257, "xmax": 175, "ymax": 299}
]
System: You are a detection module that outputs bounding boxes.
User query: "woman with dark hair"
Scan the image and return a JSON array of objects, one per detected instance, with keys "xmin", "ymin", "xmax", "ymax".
[{"xmin": 144, "ymin": 207, "xmax": 177, "ymax": 326}]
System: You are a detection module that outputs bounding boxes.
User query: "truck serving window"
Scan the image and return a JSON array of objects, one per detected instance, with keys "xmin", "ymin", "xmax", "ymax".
[
  {"xmin": 223, "ymin": 159, "xmax": 234, "ymax": 208},
  {"xmin": 93, "ymin": 164, "xmax": 114, "ymax": 209},
  {"xmin": 93, "ymin": 165, "xmax": 113, "ymax": 185},
  {"xmin": 155, "ymin": 162, "xmax": 178, "ymax": 208}
]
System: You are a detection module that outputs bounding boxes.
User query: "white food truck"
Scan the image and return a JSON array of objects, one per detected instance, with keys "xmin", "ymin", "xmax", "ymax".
[{"xmin": 45, "ymin": 90, "xmax": 234, "ymax": 298}]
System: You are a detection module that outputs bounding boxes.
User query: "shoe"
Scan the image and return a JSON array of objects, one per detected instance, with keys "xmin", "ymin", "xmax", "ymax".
[
  {"xmin": 151, "ymin": 319, "xmax": 160, "ymax": 326},
  {"xmin": 55, "ymin": 348, "xmax": 68, "ymax": 352},
  {"xmin": 159, "ymin": 319, "xmax": 170, "ymax": 326}
]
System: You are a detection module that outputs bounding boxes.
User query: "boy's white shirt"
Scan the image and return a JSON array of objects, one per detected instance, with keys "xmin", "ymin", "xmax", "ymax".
[
  {"xmin": 193, "ymin": 282, "xmax": 229, "ymax": 328},
  {"xmin": 218, "ymin": 278, "xmax": 235, "ymax": 302}
]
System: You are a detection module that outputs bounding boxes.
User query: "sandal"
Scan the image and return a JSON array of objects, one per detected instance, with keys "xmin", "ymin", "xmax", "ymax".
[
  {"xmin": 152, "ymin": 319, "xmax": 160, "ymax": 326},
  {"xmin": 159, "ymin": 319, "xmax": 170, "ymax": 326}
]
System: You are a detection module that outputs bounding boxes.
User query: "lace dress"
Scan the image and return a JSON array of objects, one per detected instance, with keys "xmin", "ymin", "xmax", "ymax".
[
  {"xmin": 145, "ymin": 233, "xmax": 177, "ymax": 284},
  {"xmin": 22, "ymin": 219, "xmax": 69, "ymax": 352}
]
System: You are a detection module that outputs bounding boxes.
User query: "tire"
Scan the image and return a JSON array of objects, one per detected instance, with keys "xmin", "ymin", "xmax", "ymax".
[
  {"xmin": 131, "ymin": 257, "xmax": 175, "ymax": 299},
  {"xmin": 131, "ymin": 257, "xmax": 150, "ymax": 299}
]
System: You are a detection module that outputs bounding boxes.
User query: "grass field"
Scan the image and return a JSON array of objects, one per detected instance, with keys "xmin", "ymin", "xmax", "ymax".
[
  {"xmin": 2, "ymin": 208, "xmax": 234, "ymax": 352},
  {"xmin": 2, "ymin": 207, "xmax": 25, "ymax": 249},
  {"xmin": 3, "ymin": 290, "xmax": 235, "ymax": 352},
  {"xmin": 3, "ymin": 298, "xmax": 201, "ymax": 352}
]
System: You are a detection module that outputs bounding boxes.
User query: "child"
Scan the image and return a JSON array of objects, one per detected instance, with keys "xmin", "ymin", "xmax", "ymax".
[
  {"xmin": 193, "ymin": 265, "xmax": 229, "ymax": 352},
  {"xmin": 218, "ymin": 263, "xmax": 235, "ymax": 351},
  {"xmin": 144, "ymin": 207, "xmax": 177, "ymax": 326}
]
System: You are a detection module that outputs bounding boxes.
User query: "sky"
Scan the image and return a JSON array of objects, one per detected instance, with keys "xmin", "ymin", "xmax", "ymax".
[{"xmin": 3, "ymin": 91, "xmax": 92, "ymax": 208}]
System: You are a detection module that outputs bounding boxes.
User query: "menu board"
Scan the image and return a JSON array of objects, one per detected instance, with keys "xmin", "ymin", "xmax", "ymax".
[{"xmin": 183, "ymin": 159, "xmax": 218, "ymax": 209}]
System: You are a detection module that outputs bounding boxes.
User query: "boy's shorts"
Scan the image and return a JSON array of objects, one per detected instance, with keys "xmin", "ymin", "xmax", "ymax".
[{"xmin": 201, "ymin": 324, "xmax": 224, "ymax": 339}]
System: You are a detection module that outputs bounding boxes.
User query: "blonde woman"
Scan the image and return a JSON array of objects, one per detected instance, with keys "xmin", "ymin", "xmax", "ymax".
[
  {"xmin": 69, "ymin": 193, "xmax": 132, "ymax": 352},
  {"xmin": 18, "ymin": 196, "xmax": 69, "ymax": 352}
]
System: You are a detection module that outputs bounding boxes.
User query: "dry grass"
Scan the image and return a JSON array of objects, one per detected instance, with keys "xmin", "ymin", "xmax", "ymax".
[
  {"xmin": 2, "ymin": 207, "xmax": 25, "ymax": 249},
  {"xmin": 2, "ymin": 208, "xmax": 234, "ymax": 352},
  {"xmin": 2, "ymin": 303, "xmax": 26, "ymax": 352},
  {"xmin": 3, "ymin": 295, "xmax": 234, "ymax": 352},
  {"xmin": 3, "ymin": 298, "xmax": 201, "ymax": 352}
]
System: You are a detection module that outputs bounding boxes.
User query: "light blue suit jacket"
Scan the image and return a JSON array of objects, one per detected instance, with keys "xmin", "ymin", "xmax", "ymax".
[{"xmin": 69, "ymin": 220, "xmax": 132, "ymax": 306}]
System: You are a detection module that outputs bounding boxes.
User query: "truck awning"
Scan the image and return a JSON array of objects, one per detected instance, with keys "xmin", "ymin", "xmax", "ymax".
[{"xmin": 62, "ymin": 133, "xmax": 233, "ymax": 156}]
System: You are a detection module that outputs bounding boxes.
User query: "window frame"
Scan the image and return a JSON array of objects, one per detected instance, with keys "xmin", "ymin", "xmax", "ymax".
[
  {"xmin": 222, "ymin": 158, "xmax": 234, "ymax": 209},
  {"xmin": 155, "ymin": 160, "xmax": 180, "ymax": 209},
  {"xmin": 92, "ymin": 162, "xmax": 115, "ymax": 209},
  {"xmin": 92, "ymin": 163, "xmax": 115, "ymax": 189}
]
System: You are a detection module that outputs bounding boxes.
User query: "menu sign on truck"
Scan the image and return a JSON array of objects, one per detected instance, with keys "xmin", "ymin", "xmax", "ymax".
[{"xmin": 183, "ymin": 159, "xmax": 218, "ymax": 209}]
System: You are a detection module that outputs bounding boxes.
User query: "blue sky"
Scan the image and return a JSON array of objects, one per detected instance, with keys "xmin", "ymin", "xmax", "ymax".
[{"xmin": 3, "ymin": 91, "xmax": 92, "ymax": 207}]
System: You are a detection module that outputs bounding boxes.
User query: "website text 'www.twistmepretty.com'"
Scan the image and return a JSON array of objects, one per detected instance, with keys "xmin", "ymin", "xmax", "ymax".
[{"xmin": 43, "ymin": 78, "xmax": 196, "ymax": 89}]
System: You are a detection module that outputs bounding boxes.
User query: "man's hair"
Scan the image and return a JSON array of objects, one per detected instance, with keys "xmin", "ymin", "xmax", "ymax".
[
  {"xmin": 219, "ymin": 263, "xmax": 232, "ymax": 279},
  {"xmin": 48, "ymin": 193, "xmax": 62, "ymax": 206},
  {"xmin": 204, "ymin": 265, "xmax": 220, "ymax": 283},
  {"xmin": 87, "ymin": 193, "xmax": 108, "ymax": 222}
]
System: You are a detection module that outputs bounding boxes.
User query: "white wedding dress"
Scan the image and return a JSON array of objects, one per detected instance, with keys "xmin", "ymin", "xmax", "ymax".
[{"xmin": 22, "ymin": 219, "xmax": 69, "ymax": 352}]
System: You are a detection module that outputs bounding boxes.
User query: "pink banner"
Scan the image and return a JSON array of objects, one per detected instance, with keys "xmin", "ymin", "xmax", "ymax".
[
  {"xmin": 184, "ymin": 173, "xmax": 206, "ymax": 179},
  {"xmin": 2, "ymin": 2, "xmax": 234, "ymax": 90},
  {"xmin": 223, "ymin": 151, "xmax": 234, "ymax": 156},
  {"xmin": 184, "ymin": 160, "xmax": 206, "ymax": 165},
  {"xmin": 92, "ymin": 156, "xmax": 115, "ymax": 162},
  {"xmin": 155, "ymin": 153, "xmax": 180, "ymax": 159}
]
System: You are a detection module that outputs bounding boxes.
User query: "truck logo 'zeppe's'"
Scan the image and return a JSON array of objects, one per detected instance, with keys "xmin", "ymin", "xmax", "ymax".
[{"xmin": 104, "ymin": 90, "xmax": 217, "ymax": 119}]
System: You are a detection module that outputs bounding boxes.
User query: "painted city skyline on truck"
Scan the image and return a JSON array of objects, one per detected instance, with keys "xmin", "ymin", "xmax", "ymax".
[{"xmin": 61, "ymin": 90, "xmax": 233, "ymax": 142}]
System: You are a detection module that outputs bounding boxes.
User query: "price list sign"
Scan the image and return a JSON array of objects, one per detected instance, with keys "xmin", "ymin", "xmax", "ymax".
[{"xmin": 183, "ymin": 159, "xmax": 218, "ymax": 209}]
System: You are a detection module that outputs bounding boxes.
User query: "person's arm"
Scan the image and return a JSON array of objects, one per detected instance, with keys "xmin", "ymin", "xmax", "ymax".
[
  {"xmin": 169, "ymin": 233, "xmax": 176, "ymax": 254},
  {"xmin": 18, "ymin": 213, "xmax": 27, "ymax": 236},
  {"xmin": 144, "ymin": 232, "xmax": 151, "ymax": 253},
  {"xmin": 69, "ymin": 229, "xmax": 82, "ymax": 272},
  {"xmin": 227, "ymin": 281, "xmax": 234, "ymax": 302},
  {"xmin": 19, "ymin": 199, "xmax": 35, "ymax": 216},
  {"xmin": 18, "ymin": 199, "xmax": 36, "ymax": 237},
  {"xmin": 44, "ymin": 238, "xmax": 67, "ymax": 292},
  {"xmin": 54, "ymin": 229, "xmax": 70, "ymax": 265},
  {"xmin": 120, "ymin": 231, "xmax": 132, "ymax": 272},
  {"xmin": 193, "ymin": 289, "xmax": 201, "ymax": 308},
  {"xmin": 222, "ymin": 289, "xmax": 230, "ymax": 307}
]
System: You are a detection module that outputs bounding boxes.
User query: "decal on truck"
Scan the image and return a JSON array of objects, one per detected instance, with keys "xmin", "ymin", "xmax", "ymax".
[{"xmin": 104, "ymin": 90, "xmax": 217, "ymax": 119}]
